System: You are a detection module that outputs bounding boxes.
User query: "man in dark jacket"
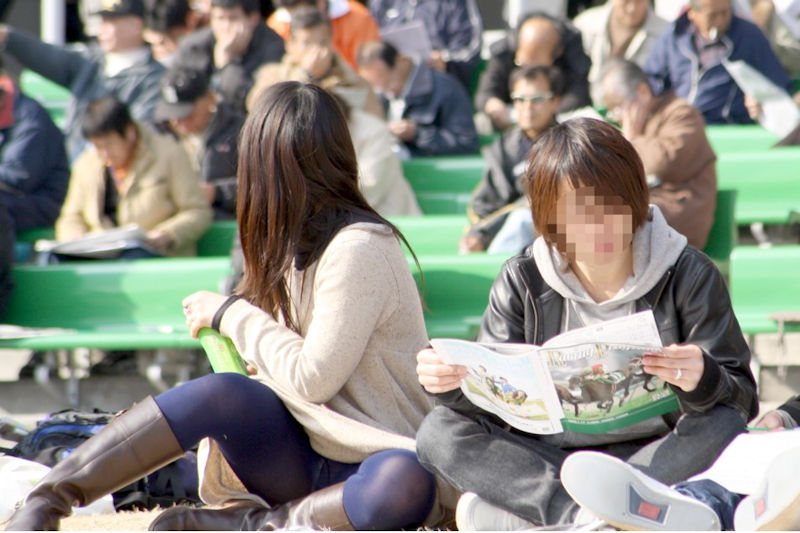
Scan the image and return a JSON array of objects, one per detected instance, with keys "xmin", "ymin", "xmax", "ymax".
[
  {"xmin": 0, "ymin": 0, "xmax": 165, "ymax": 160},
  {"xmin": 474, "ymin": 12, "xmax": 591, "ymax": 132},
  {"xmin": 461, "ymin": 65, "xmax": 563, "ymax": 254},
  {"xmin": 0, "ymin": 67, "xmax": 70, "ymax": 233},
  {"xmin": 369, "ymin": 0, "xmax": 483, "ymax": 90},
  {"xmin": 154, "ymin": 66, "xmax": 244, "ymax": 219},
  {"xmin": 171, "ymin": 0, "xmax": 284, "ymax": 114},
  {"xmin": 644, "ymin": 0, "xmax": 793, "ymax": 124},
  {"xmin": 357, "ymin": 40, "xmax": 478, "ymax": 156}
]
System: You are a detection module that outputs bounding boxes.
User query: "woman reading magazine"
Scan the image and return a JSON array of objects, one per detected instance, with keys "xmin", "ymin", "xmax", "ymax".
[
  {"xmin": 415, "ymin": 117, "xmax": 757, "ymax": 530},
  {"xmin": 5, "ymin": 82, "xmax": 454, "ymax": 531}
]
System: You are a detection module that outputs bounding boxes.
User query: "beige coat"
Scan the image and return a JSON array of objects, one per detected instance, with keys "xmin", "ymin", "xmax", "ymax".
[
  {"xmin": 629, "ymin": 93, "xmax": 717, "ymax": 249},
  {"xmin": 55, "ymin": 125, "xmax": 212, "ymax": 256},
  {"xmin": 574, "ymin": 2, "xmax": 668, "ymax": 106},
  {"xmin": 349, "ymin": 108, "xmax": 421, "ymax": 216},
  {"xmin": 198, "ymin": 223, "xmax": 457, "ymax": 522}
]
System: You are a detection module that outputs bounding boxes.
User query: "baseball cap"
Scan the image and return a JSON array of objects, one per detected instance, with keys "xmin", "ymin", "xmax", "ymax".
[
  {"xmin": 94, "ymin": 0, "xmax": 145, "ymax": 18},
  {"xmin": 154, "ymin": 67, "xmax": 210, "ymax": 121}
]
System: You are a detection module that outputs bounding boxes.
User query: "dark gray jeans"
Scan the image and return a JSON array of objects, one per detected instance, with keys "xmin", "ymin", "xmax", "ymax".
[{"xmin": 416, "ymin": 405, "xmax": 745, "ymax": 527}]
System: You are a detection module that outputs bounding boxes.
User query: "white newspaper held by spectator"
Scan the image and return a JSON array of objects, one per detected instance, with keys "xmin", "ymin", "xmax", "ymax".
[
  {"xmin": 723, "ymin": 58, "xmax": 800, "ymax": 138},
  {"xmin": 379, "ymin": 20, "xmax": 432, "ymax": 63},
  {"xmin": 774, "ymin": 0, "xmax": 800, "ymax": 40}
]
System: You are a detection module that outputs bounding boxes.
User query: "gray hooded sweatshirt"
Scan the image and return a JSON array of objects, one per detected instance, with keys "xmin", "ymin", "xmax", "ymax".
[{"xmin": 533, "ymin": 205, "xmax": 688, "ymax": 447}]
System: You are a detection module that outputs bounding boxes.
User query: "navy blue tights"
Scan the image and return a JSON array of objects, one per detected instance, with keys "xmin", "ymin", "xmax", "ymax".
[{"xmin": 154, "ymin": 373, "xmax": 435, "ymax": 530}]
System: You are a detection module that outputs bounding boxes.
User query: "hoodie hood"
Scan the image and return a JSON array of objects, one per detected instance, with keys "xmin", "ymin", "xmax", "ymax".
[{"xmin": 533, "ymin": 205, "xmax": 687, "ymax": 326}]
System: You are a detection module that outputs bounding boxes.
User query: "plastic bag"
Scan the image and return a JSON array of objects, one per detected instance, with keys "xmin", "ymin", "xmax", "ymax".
[{"xmin": 0, "ymin": 456, "xmax": 114, "ymax": 522}]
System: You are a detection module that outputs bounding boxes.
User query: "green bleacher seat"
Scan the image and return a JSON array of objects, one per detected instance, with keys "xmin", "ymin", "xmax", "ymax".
[
  {"xmin": 0, "ymin": 257, "xmax": 232, "ymax": 351},
  {"xmin": 19, "ymin": 70, "xmax": 70, "ymax": 129},
  {"xmin": 730, "ymin": 245, "xmax": 800, "ymax": 336},
  {"xmin": 415, "ymin": 254, "xmax": 507, "ymax": 339},
  {"xmin": 706, "ymin": 124, "xmax": 779, "ymax": 154},
  {"xmin": 717, "ymin": 149, "xmax": 800, "ymax": 225},
  {"xmin": 196, "ymin": 220, "xmax": 237, "ymax": 257},
  {"xmin": 703, "ymin": 189, "xmax": 737, "ymax": 279}
]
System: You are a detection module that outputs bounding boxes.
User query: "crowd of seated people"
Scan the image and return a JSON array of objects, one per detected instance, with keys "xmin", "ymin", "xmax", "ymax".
[{"xmin": 1, "ymin": 1, "xmax": 800, "ymax": 531}]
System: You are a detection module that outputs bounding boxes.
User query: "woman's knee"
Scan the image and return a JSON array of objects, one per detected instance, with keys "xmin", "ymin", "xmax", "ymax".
[{"xmin": 344, "ymin": 449, "xmax": 435, "ymax": 529}]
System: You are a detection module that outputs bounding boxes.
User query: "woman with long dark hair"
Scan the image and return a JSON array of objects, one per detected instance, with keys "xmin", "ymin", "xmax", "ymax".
[{"xmin": 5, "ymin": 81, "xmax": 448, "ymax": 531}]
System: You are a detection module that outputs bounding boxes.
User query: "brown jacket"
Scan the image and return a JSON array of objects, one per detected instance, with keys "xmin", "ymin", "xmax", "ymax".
[
  {"xmin": 629, "ymin": 93, "xmax": 717, "ymax": 249},
  {"xmin": 55, "ymin": 125, "xmax": 213, "ymax": 256}
]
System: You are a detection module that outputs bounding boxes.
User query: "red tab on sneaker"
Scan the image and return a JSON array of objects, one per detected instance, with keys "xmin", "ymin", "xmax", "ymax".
[
  {"xmin": 628, "ymin": 485, "xmax": 668, "ymax": 524},
  {"xmin": 637, "ymin": 501, "xmax": 663, "ymax": 520},
  {"xmin": 755, "ymin": 497, "xmax": 767, "ymax": 518}
]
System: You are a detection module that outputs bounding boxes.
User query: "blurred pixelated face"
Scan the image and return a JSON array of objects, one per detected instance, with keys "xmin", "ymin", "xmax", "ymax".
[
  {"xmin": 688, "ymin": 0, "xmax": 732, "ymax": 39},
  {"xmin": 358, "ymin": 59, "xmax": 398, "ymax": 98},
  {"xmin": 88, "ymin": 127, "xmax": 138, "ymax": 170},
  {"xmin": 611, "ymin": 0, "xmax": 649, "ymax": 29},
  {"xmin": 511, "ymin": 77, "xmax": 559, "ymax": 136},
  {"xmin": 169, "ymin": 94, "xmax": 215, "ymax": 136},
  {"xmin": 97, "ymin": 15, "xmax": 144, "ymax": 53},
  {"xmin": 143, "ymin": 28, "xmax": 182, "ymax": 62},
  {"xmin": 288, "ymin": 24, "xmax": 333, "ymax": 62},
  {"xmin": 210, "ymin": 6, "xmax": 259, "ymax": 41},
  {"xmin": 600, "ymin": 81, "xmax": 627, "ymax": 124},
  {"xmin": 553, "ymin": 185, "xmax": 634, "ymax": 263}
]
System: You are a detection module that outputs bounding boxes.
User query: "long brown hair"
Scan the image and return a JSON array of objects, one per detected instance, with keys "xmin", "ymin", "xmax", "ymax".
[{"xmin": 236, "ymin": 81, "xmax": 416, "ymax": 332}]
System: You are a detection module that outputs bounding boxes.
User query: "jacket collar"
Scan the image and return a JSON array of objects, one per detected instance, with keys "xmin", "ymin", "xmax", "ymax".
[{"xmin": 404, "ymin": 61, "xmax": 434, "ymax": 102}]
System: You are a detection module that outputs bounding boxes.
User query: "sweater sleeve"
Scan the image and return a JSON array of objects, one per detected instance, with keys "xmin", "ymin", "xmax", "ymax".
[{"xmin": 220, "ymin": 234, "xmax": 402, "ymax": 404}]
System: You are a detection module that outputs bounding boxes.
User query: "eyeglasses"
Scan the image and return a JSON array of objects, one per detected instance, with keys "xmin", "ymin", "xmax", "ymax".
[{"xmin": 510, "ymin": 92, "xmax": 553, "ymax": 104}]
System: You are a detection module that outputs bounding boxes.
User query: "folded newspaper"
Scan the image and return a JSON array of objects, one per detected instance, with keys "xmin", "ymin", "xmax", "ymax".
[
  {"xmin": 35, "ymin": 225, "xmax": 154, "ymax": 259},
  {"xmin": 431, "ymin": 311, "xmax": 678, "ymax": 435}
]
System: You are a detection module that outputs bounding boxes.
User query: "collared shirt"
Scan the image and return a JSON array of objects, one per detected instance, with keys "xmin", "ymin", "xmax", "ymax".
[
  {"xmin": 387, "ymin": 61, "xmax": 421, "ymax": 122},
  {"xmin": 691, "ymin": 25, "xmax": 727, "ymax": 71}
]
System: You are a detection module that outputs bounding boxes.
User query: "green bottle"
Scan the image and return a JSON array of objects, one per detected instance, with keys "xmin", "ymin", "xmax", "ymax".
[{"xmin": 198, "ymin": 327, "xmax": 248, "ymax": 375}]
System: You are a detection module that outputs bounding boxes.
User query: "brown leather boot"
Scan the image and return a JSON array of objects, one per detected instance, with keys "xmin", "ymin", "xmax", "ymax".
[
  {"xmin": 148, "ymin": 482, "xmax": 354, "ymax": 531},
  {"xmin": 5, "ymin": 396, "xmax": 184, "ymax": 531}
]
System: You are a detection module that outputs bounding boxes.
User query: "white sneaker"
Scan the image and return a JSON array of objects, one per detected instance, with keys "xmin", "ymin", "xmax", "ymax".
[
  {"xmin": 560, "ymin": 451, "xmax": 721, "ymax": 531},
  {"xmin": 734, "ymin": 445, "xmax": 800, "ymax": 531},
  {"xmin": 455, "ymin": 491, "xmax": 536, "ymax": 530}
]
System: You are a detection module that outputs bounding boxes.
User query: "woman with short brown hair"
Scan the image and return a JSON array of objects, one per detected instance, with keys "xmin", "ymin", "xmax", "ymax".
[{"xmin": 415, "ymin": 117, "xmax": 756, "ymax": 530}]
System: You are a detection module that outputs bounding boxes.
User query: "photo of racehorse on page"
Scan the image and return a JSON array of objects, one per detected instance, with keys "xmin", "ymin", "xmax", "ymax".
[{"xmin": 431, "ymin": 311, "xmax": 679, "ymax": 434}]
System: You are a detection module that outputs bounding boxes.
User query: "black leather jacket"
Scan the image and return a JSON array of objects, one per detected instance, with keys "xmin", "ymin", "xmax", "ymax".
[{"xmin": 437, "ymin": 246, "xmax": 758, "ymax": 424}]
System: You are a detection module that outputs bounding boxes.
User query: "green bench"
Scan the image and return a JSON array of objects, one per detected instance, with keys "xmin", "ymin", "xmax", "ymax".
[
  {"xmin": 0, "ymin": 257, "xmax": 232, "ymax": 352},
  {"xmin": 730, "ymin": 245, "xmax": 800, "ymax": 336},
  {"xmin": 717, "ymin": 149, "xmax": 800, "ymax": 225},
  {"xmin": 706, "ymin": 124, "xmax": 780, "ymax": 154},
  {"xmin": 19, "ymin": 69, "xmax": 70, "ymax": 129},
  {"xmin": 402, "ymin": 155, "xmax": 483, "ymax": 215},
  {"xmin": 704, "ymin": 189, "xmax": 737, "ymax": 279},
  {"xmin": 415, "ymin": 254, "xmax": 507, "ymax": 340}
]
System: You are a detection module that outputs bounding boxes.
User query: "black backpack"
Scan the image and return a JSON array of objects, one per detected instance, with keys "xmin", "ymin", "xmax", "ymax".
[{"xmin": 5, "ymin": 408, "xmax": 201, "ymax": 511}]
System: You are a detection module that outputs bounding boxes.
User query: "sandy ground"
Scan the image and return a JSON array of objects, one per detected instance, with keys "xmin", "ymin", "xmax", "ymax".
[{"xmin": 60, "ymin": 510, "xmax": 162, "ymax": 531}]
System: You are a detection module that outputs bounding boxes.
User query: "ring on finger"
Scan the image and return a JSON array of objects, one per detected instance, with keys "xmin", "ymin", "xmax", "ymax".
[{"xmin": 675, "ymin": 368, "xmax": 683, "ymax": 380}]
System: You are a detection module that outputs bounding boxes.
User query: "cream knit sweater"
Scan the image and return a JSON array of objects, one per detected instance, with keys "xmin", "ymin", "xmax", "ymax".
[{"xmin": 195, "ymin": 223, "xmax": 457, "ymax": 518}]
